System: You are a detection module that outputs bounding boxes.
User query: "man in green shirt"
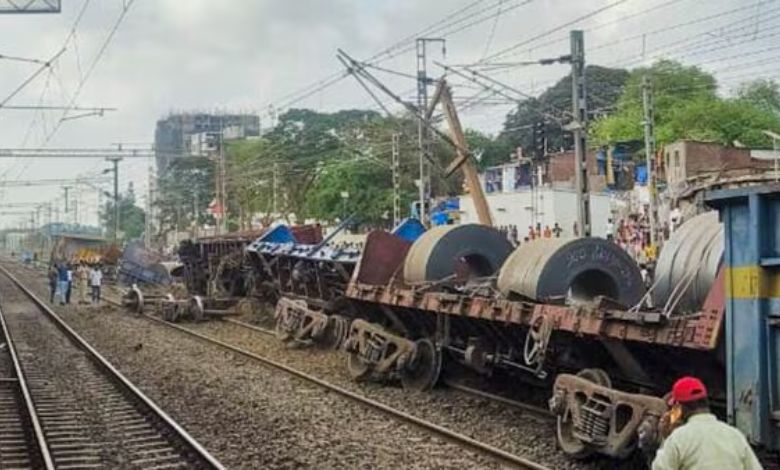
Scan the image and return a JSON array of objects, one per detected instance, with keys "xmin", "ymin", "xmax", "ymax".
[{"xmin": 652, "ymin": 376, "xmax": 763, "ymax": 470}]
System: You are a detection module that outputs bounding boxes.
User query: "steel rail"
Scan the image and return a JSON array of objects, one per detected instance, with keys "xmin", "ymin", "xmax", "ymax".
[
  {"xmin": 135, "ymin": 311, "xmax": 550, "ymax": 470},
  {"xmin": 0, "ymin": 265, "xmax": 225, "ymax": 470},
  {"xmin": 442, "ymin": 379, "xmax": 553, "ymax": 418},
  {"xmin": 222, "ymin": 316, "xmax": 275, "ymax": 336},
  {"xmin": 0, "ymin": 302, "xmax": 54, "ymax": 469},
  {"xmin": 104, "ymin": 286, "xmax": 552, "ymax": 468},
  {"xmin": 223, "ymin": 316, "xmax": 554, "ymax": 418}
]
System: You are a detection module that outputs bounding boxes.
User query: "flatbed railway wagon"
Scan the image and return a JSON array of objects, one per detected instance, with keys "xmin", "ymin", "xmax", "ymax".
[{"xmin": 279, "ymin": 185, "xmax": 779, "ymax": 461}]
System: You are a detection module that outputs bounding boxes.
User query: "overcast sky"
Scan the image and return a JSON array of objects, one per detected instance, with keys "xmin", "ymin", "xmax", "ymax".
[{"xmin": 0, "ymin": 0, "xmax": 777, "ymax": 228}]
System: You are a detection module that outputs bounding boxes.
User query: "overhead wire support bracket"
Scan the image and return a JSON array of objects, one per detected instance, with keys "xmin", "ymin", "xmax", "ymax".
[
  {"xmin": 337, "ymin": 49, "xmax": 464, "ymax": 167},
  {"xmin": 337, "ymin": 55, "xmax": 394, "ymax": 117},
  {"xmin": 439, "ymin": 61, "xmax": 570, "ymax": 123}
]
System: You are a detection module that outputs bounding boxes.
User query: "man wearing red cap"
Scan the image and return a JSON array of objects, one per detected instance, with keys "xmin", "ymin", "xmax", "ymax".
[{"xmin": 652, "ymin": 376, "xmax": 762, "ymax": 469}]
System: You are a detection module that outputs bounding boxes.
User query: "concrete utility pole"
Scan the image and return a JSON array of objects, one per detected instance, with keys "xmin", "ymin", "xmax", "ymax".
[
  {"xmin": 272, "ymin": 162, "xmax": 278, "ymax": 216},
  {"xmin": 106, "ymin": 156, "xmax": 122, "ymax": 242},
  {"xmin": 642, "ymin": 75, "xmax": 659, "ymax": 248},
  {"xmin": 63, "ymin": 186, "xmax": 71, "ymax": 216},
  {"xmin": 73, "ymin": 197, "xmax": 78, "ymax": 226},
  {"xmin": 392, "ymin": 133, "xmax": 401, "ymax": 226},
  {"xmin": 569, "ymin": 30, "xmax": 590, "ymax": 237},
  {"xmin": 145, "ymin": 165, "xmax": 154, "ymax": 249},
  {"xmin": 218, "ymin": 116, "xmax": 228, "ymax": 234},
  {"xmin": 415, "ymin": 37, "xmax": 445, "ymax": 224}
]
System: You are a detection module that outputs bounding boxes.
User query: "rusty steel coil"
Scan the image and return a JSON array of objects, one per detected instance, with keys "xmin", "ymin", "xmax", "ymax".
[
  {"xmin": 497, "ymin": 237, "xmax": 645, "ymax": 307},
  {"xmin": 652, "ymin": 211, "xmax": 723, "ymax": 314},
  {"xmin": 403, "ymin": 224, "xmax": 513, "ymax": 285}
]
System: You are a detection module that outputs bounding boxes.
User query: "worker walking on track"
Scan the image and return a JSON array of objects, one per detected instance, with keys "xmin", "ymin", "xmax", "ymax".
[
  {"xmin": 56, "ymin": 263, "xmax": 69, "ymax": 305},
  {"xmin": 65, "ymin": 263, "xmax": 73, "ymax": 304},
  {"xmin": 48, "ymin": 264, "xmax": 58, "ymax": 303},
  {"xmin": 652, "ymin": 376, "xmax": 762, "ymax": 470},
  {"xmin": 89, "ymin": 264, "xmax": 103, "ymax": 304},
  {"xmin": 76, "ymin": 262, "xmax": 89, "ymax": 304}
]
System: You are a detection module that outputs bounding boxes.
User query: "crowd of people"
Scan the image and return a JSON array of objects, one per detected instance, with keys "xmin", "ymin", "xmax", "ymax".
[
  {"xmin": 497, "ymin": 222, "xmax": 566, "ymax": 246},
  {"xmin": 47, "ymin": 261, "xmax": 103, "ymax": 306},
  {"xmin": 604, "ymin": 215, "xmax": 661, "ymax": 265}
]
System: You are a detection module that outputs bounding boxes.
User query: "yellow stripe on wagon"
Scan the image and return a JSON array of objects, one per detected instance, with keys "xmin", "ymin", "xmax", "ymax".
[{"xmin": 724, "ymin": 266, "xmax": 780, "ymax": 299}]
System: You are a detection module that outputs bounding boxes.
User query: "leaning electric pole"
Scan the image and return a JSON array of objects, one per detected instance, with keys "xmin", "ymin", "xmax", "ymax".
[
  {"xmin": 642, "ymin": 75, "xmax": 659, "ymax": 248},
  {"xmin": 569, "ymin": 30, "xmax": 590, "ymax": 237}
]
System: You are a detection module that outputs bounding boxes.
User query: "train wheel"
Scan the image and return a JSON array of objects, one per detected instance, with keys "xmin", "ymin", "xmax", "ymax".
[
  {"xmin": 347, "ymin": 352, "xmax": 372, "ymax": 381},
  {"xmin": 190, "ymin": 296, "xmax": 205, "ymax": 322},
  {"xmin": 275, "ymin": 319, "xmax": 293, "ymax": 343},
  {"xmin": 170, "ymin": 304, "xmax": 182, "ymax": 323},
  {"xmin": 556, "ymin": 368, "xmax": 611, "ymax": 459},
  {"xmin": 320, "ymin": 315, "xmax": 349, "ymax": 349},
  {"xmin": 400, "ymin": 338, "xmax": 442, "ymax": 391},
  {"xmin": 235, "ymin": 298, "xmax": 258, "ymax": 317},
  {"xmin": 161, "ymin": 304, "xmax": 172, "ymax": 322},
  {"xmin": 125, "ymin": 285, "xmax": 144, "ymax": 314}
]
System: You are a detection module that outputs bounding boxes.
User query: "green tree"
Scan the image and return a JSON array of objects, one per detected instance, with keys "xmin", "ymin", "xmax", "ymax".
[
  {"xmin": 501, "ymin": 65, "xmax": 629, "ymax": 152},
  {"xmin": 737, "ymin": 79, "xmax": 780, "ymax": 116},
  {"xmin": 592, "ymin": 61, "xmax": 780, "ymax": 148},
  {"xmin": 254, "ymin": 108, "xmax": 384, "ymax": 221},
  {"xmin": 664, "ymin": 96, "xmax": 780, "ymax": 148},
  {"xmin": 101, "ymin": 183, "xmax": 146, "ymax": 241},
  {"xmin": 304, "ymin": 160, "xmax": 395, "ymax": 224},
  {"xmin": 156, "ymin": 156, "xmax": 214, "ymax": 236},
  {"xmin": 465, "ymin": 129, "xmax": 514, "ymax": 169},
  {"xmin": 225, "ymin": 138, "xmax": 276, "ymax": 228}
]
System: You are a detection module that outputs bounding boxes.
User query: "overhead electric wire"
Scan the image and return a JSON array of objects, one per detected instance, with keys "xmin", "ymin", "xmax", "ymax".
[
  {"xmin": 0, "ymin": 53, "xmax": 50, "ymax": 65},
  {"xmin": 261, "ymin": 0, "xmax": 537, "ymax": 117},
  {"xmin": 0, "ymin": 48, "xmax": 65, "ymax": 110},
  {"xmin": 482, "ymin": 0, "xmax": 634, "ymax": 63},
  {"xmin": 43, "ymin": 0, "xmax": 137, "ymax": 145},
  {"xmin": 599, "ymin": 4, "xmax": 780, "ymax": 68},
  {"xmin": 481, "ymin": 0, "xmax": 505, "ymax": 59},
  {"xmin": 1, "ymin": 0, "xmax": 93, "ymax": 183},
  {"xmin": 591, "ymin": 0, "xmax": 779, "ymax": 55}
]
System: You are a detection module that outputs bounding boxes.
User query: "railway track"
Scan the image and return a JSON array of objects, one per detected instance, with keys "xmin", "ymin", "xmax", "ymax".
[
  {"xmin": 93, "ymin": 293, "xmax": 550, "ymax": 470},
  {"xmin": 0, "ymin": 294, "xmax": 48, "ymax": 469},
  {"xmin": 221, "ymin": 316, "xmax": 554, "ymax": 419},
  {"xmin": 0, "ymin": 265, "xmax": 224, "ymax": 470}
]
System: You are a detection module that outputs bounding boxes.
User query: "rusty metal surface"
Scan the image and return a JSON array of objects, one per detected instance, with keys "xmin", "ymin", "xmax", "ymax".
[
  {"xmin": 290, "ymin": 224, "xmax": 324, "ymax": 245},
  {"xmin": 345, "ymin": 279, "xmax": 724, "ymax": 351},
  {"xmin": 653, "ymin": 211, "xmax": 722, "ymax": 314},
  {"xmin": 497, "ymin": 237, "xmax": 645, "ymax": 307},
  {"xmin": 343, "ymin": 319, "xmax": 416, "ymax": 374},
  {"xmin": 403, "ymin": 224, "xmax": 512, "ymax": 285},
  {"xmin": 551, "ymin": 373, "xmax": 667, "ymax": 458},
  {"xmin": 352, "ymin": 230, "xmax": 412, "ymax": 286}
]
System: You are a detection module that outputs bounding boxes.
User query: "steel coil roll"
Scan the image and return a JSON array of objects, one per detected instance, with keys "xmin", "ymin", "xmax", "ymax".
[
  {"xmin": 403, "ymin": 224, "xmax": 514, "ymax": 284},
  {"xmin": 497, "ymin": 237, "xmax": 645, "ymax": 307},
  {"xmin": 652, "ymin": 211, "xmax": 723, "ymax": 314}
]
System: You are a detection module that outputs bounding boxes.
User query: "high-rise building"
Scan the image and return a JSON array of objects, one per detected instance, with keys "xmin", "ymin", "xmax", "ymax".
[{"xmin": 154, "ymin": 113, "xmax": 260, "ymax": 170}]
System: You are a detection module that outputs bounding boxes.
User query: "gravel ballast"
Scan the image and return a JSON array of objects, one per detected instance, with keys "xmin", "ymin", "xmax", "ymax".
[
  {"xmin": 8, "ymin": 261, "xmax": 647, "ymax": 469},
  {"xmin": 6, "ymin": 263, "xmax": 513, "ymax": 469}
]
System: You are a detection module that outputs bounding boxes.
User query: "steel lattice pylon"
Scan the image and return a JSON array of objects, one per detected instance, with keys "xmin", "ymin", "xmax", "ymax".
[{"xmin": 0, "ymin": 0, "xmax": 61, "ymax": 13}]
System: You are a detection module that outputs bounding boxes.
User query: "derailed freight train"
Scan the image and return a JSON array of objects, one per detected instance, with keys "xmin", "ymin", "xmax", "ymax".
[{"xmin": 161, "ymin": 188, "xmax": 779, "ymax": 462}]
